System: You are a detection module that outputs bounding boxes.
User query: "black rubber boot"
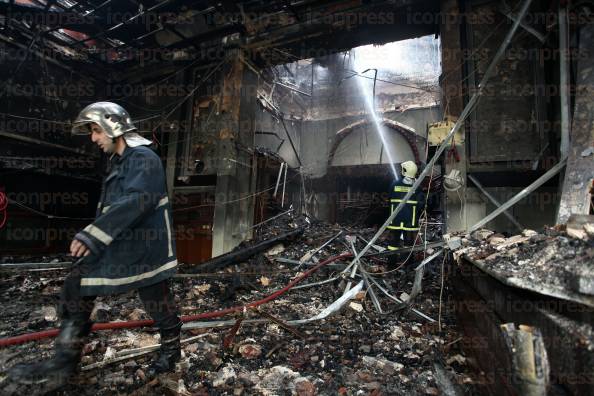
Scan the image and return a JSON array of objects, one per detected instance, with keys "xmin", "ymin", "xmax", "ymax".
[
  {"xmin": 146, "ymin": 321, "xmax": 182, "ymax": 378},
  {"xmin": 8, "ymin": 319, "xmax": 91, "ymax": 386}
]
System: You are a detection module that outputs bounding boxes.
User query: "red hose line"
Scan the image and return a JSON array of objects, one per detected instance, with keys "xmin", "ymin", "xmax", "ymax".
[
  {"xmin": 0, "ymin": 252, "xmax": 352, "ymax": 347},
  {"xmin": 0, "ymin": 191, "xmax": 8, "ymax": 229}
]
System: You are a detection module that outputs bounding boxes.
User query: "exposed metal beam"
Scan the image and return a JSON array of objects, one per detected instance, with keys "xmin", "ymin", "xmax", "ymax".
[
  {"xmin": 115, "ymin": 26, "xmax": 164, "ymax": 48},
  {"xmin": 70, "ymin": 0, "xmax": 113, "ymax": 16},
  {"xmin": 73, "ymin": 0, "xmax": 176, "ymax": 45},
  {"xmin": 274, "ymin": 81, "xmax": 311, "ymax": 97},
  {"xmin": 165, "ymin": 23, "xmax": 240, "ymax": 49},
  {"xmin": 500, "ymin": 2, "xmax": 545, "ymax": 43},
  {"xmin": 1, "ymin": 19, "xmax": 111, "ymax": 75},
  {"xmin": 468, "ymin": 174, "xmax": 524, "ymax": 232},
  {"xmin": 0, "ymin": 130, "xmax": 97, "ymax": 157},
  {"xmin": 559, "ymin": 4, "xmax": 570, "ymax": 157},
  {"xmin": 469, "ymin": 157, "xmax": 567, "ymax": 232},
  {"xmin": 32, "ymin": 0, "xmax": 120, "ymax": 57},
  {"xmin": 0, "ymin": 32, "xmax": 75, "ymax": 74}
]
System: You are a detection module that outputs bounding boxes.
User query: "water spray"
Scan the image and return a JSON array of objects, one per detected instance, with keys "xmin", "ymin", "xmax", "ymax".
[{"xmin": 356, "ymin": 69, "xmax": 399, "ymax": 180}]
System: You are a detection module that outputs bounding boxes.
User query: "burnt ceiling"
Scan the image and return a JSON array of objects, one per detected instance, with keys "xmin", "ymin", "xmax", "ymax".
[{"xmin": 0, "ymin": 0, "xmax": 439, "ymax": 81}]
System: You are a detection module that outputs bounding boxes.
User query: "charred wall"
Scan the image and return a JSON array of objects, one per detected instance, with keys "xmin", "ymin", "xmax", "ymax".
[
  {"xmin": 0, "ymin": 44, "xmax": 105, "ymax": 254},
  {"xmin": 440, "ymin": 0, "xmax": 566, "ymax": 233}
]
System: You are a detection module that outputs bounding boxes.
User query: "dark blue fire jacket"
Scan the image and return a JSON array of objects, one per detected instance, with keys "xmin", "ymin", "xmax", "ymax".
[
  {"xmin": 74, "ymin": 145, "xmax": 177, "ymax": 296},
  {"xmin": 387, "ymin": 177, "xmax": 425, "ymax": 232}
]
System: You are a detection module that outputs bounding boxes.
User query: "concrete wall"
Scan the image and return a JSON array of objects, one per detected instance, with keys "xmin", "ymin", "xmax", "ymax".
[
  {"xmin": 255, "ymin": 106, "xmax": 441, "ymax": 178},
  {"xmin": 299, "ymin": 106, "xmax": 440, "ymax": 178},
  {"xmin": 255, "ymin": 106, "xmax": 442, "ymax": 178},
  {"xmin": 255, "ymin": 110, "xmax": 302, "ymax": 169},
  {"xmin": 448, "ymin": 186, "xmax": 558, "ymax": 235},
  {"xmin": 211, "ymin": 59, "xmax": 259, "ymax": 256},
  {"xmin": 330, "ymin": 128, "xmax": 415, "ymax": 167}
]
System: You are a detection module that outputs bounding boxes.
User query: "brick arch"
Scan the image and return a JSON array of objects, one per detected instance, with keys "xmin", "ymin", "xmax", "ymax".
[{"xmin": 327, "ymin": 118, "xmax": 422, "ymax": 168}]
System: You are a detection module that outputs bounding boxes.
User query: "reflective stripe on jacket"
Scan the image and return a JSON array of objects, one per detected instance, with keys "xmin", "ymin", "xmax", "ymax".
[
  {"xmin": 74, "ymin": 145, "xmax": 177, "ymax": 296},
  {"xmin": 387, "ymin": 179, "xmax": 425, "ymax": 231}
]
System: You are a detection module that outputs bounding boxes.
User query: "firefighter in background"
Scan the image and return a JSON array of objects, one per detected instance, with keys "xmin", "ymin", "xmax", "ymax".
[
  {"xmin": 8, "ymin": 102, "xmax": 181, "ymax": 388},
  {"xmin": 387, "ymin": 160, "xmax": 425, "ymax": 265}
]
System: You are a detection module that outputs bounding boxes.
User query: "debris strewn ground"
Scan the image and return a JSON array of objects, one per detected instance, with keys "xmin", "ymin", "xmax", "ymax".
[{"xmin": 0, "ymin": 216, "xmax": 480, "ymax": 395}]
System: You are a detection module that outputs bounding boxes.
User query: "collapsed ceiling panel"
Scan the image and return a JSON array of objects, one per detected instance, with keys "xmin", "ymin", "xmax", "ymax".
[{"xmin": 0, "ymin": 0, "xmax": 440, "ymax": 79}]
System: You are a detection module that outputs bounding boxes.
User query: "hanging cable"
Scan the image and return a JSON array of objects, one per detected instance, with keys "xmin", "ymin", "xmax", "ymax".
[
  {"xmin": 6, "ymin": 198, "xmax": 93, "ymax": 220},
  {"xmin": 149, "ymin": 59, "xmax": 227, "ymax": 147}
]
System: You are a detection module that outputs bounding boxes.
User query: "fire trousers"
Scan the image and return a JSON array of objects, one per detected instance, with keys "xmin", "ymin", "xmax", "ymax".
[
  {"xmin": 387, "ymin": 230, "xmax": 418, "ymax": 266},
  {"xmin": 58, "ymin": 260, "xmax": 180, "ymax": 330}
]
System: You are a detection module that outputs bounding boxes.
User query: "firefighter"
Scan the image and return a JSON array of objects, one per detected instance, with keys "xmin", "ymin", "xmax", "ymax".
[
  {"xmin": 387, "ymin": 161, "xmax": 425, "ymax": 265},
  {"xmin": 9, "ymin": 102, "xmax": 182, "ymax": 387}
]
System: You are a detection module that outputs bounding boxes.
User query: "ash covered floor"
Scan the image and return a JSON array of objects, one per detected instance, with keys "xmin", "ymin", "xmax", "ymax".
[{"xmin": 0, "ymin": 218, "xmax": 480, "ymax": 395}]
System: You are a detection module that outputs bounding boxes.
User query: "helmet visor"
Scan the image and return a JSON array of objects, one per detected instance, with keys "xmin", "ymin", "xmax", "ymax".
[{"xmin": 71, "ymin": 121, "xmax": 94, "ymax": 135}]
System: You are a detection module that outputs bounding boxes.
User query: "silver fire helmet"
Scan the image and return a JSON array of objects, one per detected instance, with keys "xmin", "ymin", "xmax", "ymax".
[{"xmin": 71, "ymin": 101, "xmax": 152, "ymax": 147}]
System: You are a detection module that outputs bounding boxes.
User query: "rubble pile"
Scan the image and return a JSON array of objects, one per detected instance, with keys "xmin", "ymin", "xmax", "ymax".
[
  {"xmin": 458, "ymin": 224, "xmax": 594, "ymax": 296},
  {"xmin": 0, "ymin": 216, "xmax": 478, "ymax": 395}
]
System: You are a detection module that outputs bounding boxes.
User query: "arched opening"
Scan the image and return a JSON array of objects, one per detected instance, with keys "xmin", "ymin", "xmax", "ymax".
[
  {"xmin": 328, "ymin": 118, "xmax": 422, "ymax": 168},
  {"xmin": 325, "ymin": 118, "xmax": 425, "ymax": 226}
]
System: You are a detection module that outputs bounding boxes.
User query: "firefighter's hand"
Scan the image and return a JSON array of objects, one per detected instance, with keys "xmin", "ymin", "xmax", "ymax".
[{"xmin": 70, "ymin": 239, "xmax": 91, "ymax": 257}]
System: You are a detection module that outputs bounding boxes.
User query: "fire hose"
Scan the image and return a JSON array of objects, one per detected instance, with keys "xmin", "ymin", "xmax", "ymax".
[
  {"xmin": 0, "ymin": 252, "xmax": 353, "ymax": 347},
  {"xmin": 0, "ymin": 190, "xmax": 7, "ymax": 229}
]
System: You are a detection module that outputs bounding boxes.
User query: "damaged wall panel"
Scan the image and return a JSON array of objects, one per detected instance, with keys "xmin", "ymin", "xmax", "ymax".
[
  {"xmin": 212, "ymin": 57, "xmax": 259, "ymax": 256},
  {"xmin": 464, "ymin": 0, "xmax": 548, "ymax": 164},
  {"xmin": 557, "ymin": 20, "xmax": 594, "ymax": 224}
]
